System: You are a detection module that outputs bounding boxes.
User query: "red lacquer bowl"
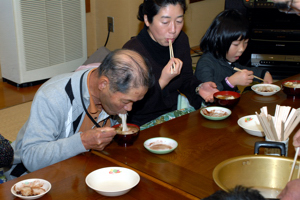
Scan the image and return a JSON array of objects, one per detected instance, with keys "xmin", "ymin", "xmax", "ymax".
[
  {"xmin": 113, "ymin": 123, "xmax": 140, "ymax": 147},
  {"xmin": 213, "ymin": 91, "xmax": 241, "ymax": 109},
  {"xmin": 282, "ymin": 80, "xmax": 300, "ymax": 96}
]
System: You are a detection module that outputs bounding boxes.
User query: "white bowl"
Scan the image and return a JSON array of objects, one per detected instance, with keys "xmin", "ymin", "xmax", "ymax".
[
  {"xmin": 11, "ymin": 179, "xmax": 51, "ymax": 200},
  {"xmin": 251, "ymin": 84, "xmax": 280, "ymax": 96},
  {"xmin": 200, "ymin": 106, "xmax": 231, "ymax": 121},
  {"xmin": 238, "ymin": 115, "xmax": 264, "ymax": 137},
  {"xmin": 85, "ymin": 167, "xmax": 140, "ymax": 197},
  {"xmin": 144, "ymin": 137, "xmax": 178, "ymax": 154}
]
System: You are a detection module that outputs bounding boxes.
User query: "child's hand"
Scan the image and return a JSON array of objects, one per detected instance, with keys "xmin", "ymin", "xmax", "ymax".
[
  {"xmin": 159, "ymin": 58, "xmax": 183, "ymax": 89},
  {"xmin": 263, "ymin": 72, "xmax": 273, "ymax": 84},
  {"xmin": 229, "ymin": 70, "xmax": 254, "ymax": 86}
]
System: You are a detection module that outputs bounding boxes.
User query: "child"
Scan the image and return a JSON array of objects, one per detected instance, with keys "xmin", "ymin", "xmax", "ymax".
[{"xmin": 195, "ymin": 9, "xmax": 273, "ymax": 92}]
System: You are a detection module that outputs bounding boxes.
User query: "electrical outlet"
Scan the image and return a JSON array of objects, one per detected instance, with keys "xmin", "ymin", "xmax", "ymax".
[{"xmin": 107, "ymin": 16, "xmax": 114, "ymax": 32}]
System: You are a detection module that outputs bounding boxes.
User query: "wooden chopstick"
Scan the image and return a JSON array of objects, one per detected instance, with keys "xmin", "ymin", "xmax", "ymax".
[
  {"xmin": 288, "ymin": 147, "xmax": 300, "ymax": 182},
  {"xmin": 169, "ymin": 40, "xmax": 175, "ymax": 74},
  {"xmin": 233, "ymin": 67, "xmax": 264, "ymax": 81}
]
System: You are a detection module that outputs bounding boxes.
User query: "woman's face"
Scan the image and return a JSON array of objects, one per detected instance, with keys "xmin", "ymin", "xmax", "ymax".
[
  {"xmin": 144, "ymin": 3, "xmax": 184, "ymax": 47},
  {"xmin": 226, "ymin": 37, "xmax": 249, "ymax": 63}
]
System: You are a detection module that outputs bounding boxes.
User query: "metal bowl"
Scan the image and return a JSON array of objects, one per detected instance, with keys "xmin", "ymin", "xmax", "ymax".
[{"xmin": 213, "ymin": 142, "xmax": 293, "ymax": 199}]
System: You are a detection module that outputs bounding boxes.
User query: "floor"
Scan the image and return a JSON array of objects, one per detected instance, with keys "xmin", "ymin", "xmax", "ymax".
[{"xmin": 0, "ymin": 79, "xmax": 41, "ymax": 110}]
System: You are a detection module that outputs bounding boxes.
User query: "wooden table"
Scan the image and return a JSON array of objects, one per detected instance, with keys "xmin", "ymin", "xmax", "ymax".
[
  {"xmin": 0, "ymin": 152, "xmax": 194, "ymax": 200},
  {"xmin": 94, "ymin": 74, "xmax": 300, "ymax": 199},
  {"xmin": 0, "ymin": 74, "xmax": 299, "ymax": 199}
]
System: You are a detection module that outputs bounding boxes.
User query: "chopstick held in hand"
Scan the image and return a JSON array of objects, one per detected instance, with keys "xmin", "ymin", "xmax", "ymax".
[
  {"xmin": 233, "ymin": 67, "xmax": 264, "ymax": 81},
  {"xmin": 169, "ymin": 40, "xmax": 175, "ymax": 74}
]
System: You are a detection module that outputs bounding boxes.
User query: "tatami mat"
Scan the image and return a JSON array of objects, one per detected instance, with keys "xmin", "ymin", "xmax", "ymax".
[{"xmin": 0, "ymin": 101, "xmax": 32, "ymax": 142}]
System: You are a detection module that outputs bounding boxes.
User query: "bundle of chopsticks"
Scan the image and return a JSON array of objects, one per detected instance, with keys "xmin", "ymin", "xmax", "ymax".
[
  {"xmin": 169, "ymin": 40, "xmax": 175, "ymax": 74},
  {"xmin": 255, "ymin": 105, "xmax": 300, "ymax": 141}
]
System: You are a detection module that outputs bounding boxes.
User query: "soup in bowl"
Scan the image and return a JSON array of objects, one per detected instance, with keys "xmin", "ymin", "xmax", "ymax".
[
  {"xmin": 213, "ymin": 91, "xmax": 240, "ymax": 108},
  {"xmin": 113, "ymin": 123, "xmax": 140, "ymax": 147},
  {"xmin": 282, "ymin": 80, "xmax": 300, "ymax": 96}
]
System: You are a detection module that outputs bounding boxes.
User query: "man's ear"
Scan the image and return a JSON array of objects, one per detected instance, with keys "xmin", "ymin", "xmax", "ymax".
[
  {"xmin": 98, "ymin": 77, "xmax": 109, "ymax": 91},
  {"xmin": 144, "ymin": 15, "xmax": 150, "ymax": 27}
]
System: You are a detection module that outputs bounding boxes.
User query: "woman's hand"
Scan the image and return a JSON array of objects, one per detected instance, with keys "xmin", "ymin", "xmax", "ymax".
[
  {"xmin": 198, "ymin": 82, "xmax": 219, "ymax": 102},
  {"xmin": 229, "ymin": 70, "xmax": 254, "ymax": 86},
  {"xmin": 159, "ymin": 57, "xmax": 183, "ymax": 89},
  {"xmin": 263, "ymin": 72, "xmax": 273, "ymax": 84}
]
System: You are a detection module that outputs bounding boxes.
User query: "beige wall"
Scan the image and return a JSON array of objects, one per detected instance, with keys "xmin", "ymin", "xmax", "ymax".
[
  {"xmin": 0, "ymin": 0, "xmax": 225, "ymax": 78},
  {"xmin": 86, "ymin": 0, "xmax": 225, "ymax": 56}
]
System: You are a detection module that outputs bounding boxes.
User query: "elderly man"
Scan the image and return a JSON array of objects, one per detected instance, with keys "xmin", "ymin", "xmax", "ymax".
[{"xmin": 4, "ymin": 49, "xmax": 154, "ymax": 180}]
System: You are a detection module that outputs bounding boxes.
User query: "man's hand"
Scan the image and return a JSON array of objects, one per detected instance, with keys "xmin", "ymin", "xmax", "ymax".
[
  {"xmin": 80, "ymin": 127, "xmax": 116, "ymax": 151},
  {"xmin": 272, "ymin": 0, "xmax": 300, "ymax": 14}
]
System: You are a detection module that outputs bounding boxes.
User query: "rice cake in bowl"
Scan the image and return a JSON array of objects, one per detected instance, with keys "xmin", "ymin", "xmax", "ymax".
[
  {"xmin": 213, "ymin": 91, "xmax": 240, "ymax": 108},
  {"xmin": 11, "ymin": 179, "xmax": 51, "ymax": 200},
  {"xmin": 282, "ymin": 80, "xmax": 300, "ymax": 96}
]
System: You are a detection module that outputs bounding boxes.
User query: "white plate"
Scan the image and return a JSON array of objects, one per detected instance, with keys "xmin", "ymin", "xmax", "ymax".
[
  {"xmin": 251, "ymin": 84, "xmax": 280, "ymax": 96},
  {"xmin": 237, "ymin": 115, "xmax": 264, "ymax": 137},
  {"xmin": 144, "ymin": 137, "xmax": 178, "ymax": 154},
  {"xmin": 11, "ymin": 179, "xmax": 51, "ymax": 200},
  {"xmin": 86, "ymin": 167, "xmax": 140, "ymax": 197},
  {"xmin": 200, "ymin": 106, "xmax": 231, "ymax": 121}
]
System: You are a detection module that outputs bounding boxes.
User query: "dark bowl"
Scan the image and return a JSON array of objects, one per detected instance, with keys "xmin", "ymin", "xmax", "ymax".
[
  {"xmin": 282, "ymin": 80, "xmax": 300, "ymax": 96},
  {"xmin": 113, "ymin": 123, "xmax": 140, "ymax": 147},
  {"xmin": 213, "ymin": 91, "xmax": 241, "ymax": 108}
]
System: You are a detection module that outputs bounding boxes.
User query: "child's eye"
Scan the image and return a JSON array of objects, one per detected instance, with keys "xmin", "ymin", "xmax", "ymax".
[
  {"xmin": 162, "ymin": 21, "xmax": 169, "ymax": 25},
  {"xmin": 176, "ymin": 20, "xmax": 183, "ymax": 24}
]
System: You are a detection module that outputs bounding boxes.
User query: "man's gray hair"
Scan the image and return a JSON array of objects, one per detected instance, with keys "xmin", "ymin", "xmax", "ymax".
[{"xmin": 97, "ymin": 49, "xmax": 154, "ymax": 93}]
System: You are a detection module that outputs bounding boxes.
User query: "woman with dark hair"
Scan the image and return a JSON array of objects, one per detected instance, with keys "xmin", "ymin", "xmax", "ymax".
[
  {"xmin": 123, "ymin": 0, "xmax": 218, "ymax": 128},
  {"xmin": 195, "ymin": 9, "xmax": 273, "ymax": 92}
]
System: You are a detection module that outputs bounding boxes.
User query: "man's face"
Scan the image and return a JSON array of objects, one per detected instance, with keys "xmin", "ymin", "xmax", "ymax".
[{"xmin": 100, "ymin": 86, "xmax": 148, "ymax": 115}]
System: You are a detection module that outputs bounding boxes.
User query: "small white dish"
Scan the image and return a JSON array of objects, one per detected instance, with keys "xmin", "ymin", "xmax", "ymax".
[
  {"xmin": 238, "ymin": 115, "xmax": 264, "ymax": 137},
  {"xmin": 86, "ymin": 167, "xmax": 140, "ymax": 197},
  {"xmin": 144, "ymin": 137, "xmax": 178, "ymax": 154},
  {"xmin": 251, "ymin": 84, "xmax": 280, "ymax": 96},
  {"xmin": 200, "ymin": 106, "xmax": 231, "ymax": 121},
  {"xmin": 11, "ymin": 178, "xmax": 51, "ymax": 200}
]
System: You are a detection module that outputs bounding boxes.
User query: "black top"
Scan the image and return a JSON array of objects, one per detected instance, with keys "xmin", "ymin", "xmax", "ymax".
[
  {"xmin": 123, "ymin": 27, "xmax": 203, "ymax": 126},
  {"xmin": 0, "ymin": 134, "xmax": 13, "ymax": 168},
  {"xmin": 195, "ymin": 52, "xmax": 267, "ymax": 92}
]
